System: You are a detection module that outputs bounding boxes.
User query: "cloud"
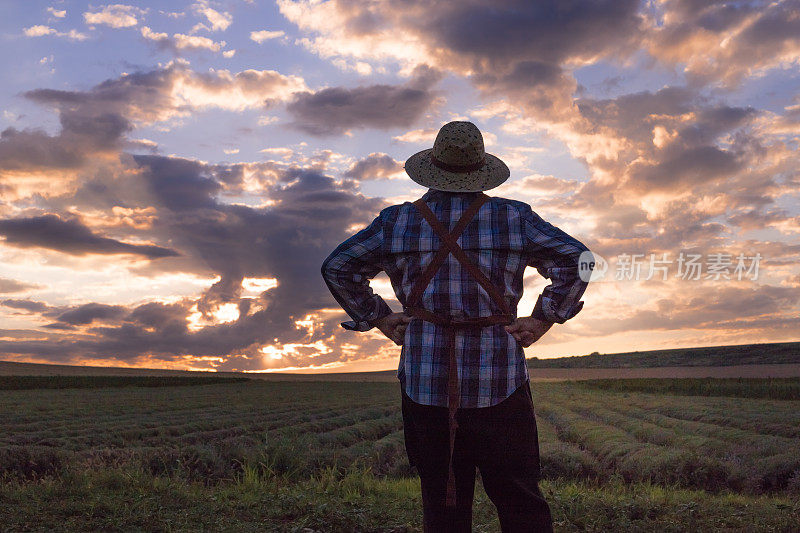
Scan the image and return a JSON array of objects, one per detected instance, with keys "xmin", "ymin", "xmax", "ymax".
[
  {"xmin": 278, "ymin": 0, "xmax": 643, "ymax": 120},
  {"xmin": 0, "ymin": 278, "xmax": 41, "ymax": 294},
  {"xmin": 0, "ymin": 214, "xmax": 180, "ymax": 259},
  {"xmin": 172, "ymin": 33, "xmax": 226, "ymax": 52},
  {"xmin": 2, "ymin": 299, "xmax": 52, "ymax": 313},
  {"xmin": 23, "ymin": 25, "xmax": 88, "ymax": 40},
  {"xmin": 0, "ymin": 112, "xmax": 128, "ymax": 172},
  {"xmin": 286, "ymin": 64, "xmax": 442, "ymax": 136},
  {"xmin": 24, "ymin": 25, "xmax": 55, "ymax": 37},
  {"xmin": 0, "ymin": 61, "xmax": 306, "ymax": 175},
  {"xmin": 392, "ymin": 128, "xmax": 436, "ymax": 144},
  {"xmin": 54, "ymin": 303, "xmax": 128, "ymax": 326},
  {"xmin": 645, "ymin": 0, "xmax": 800, "ymax": 88},
  {"xmin": 3, "ymin": 0, "xmax": 798, "ymax": 370},
  {"xmin": 140, "ymin": 26, "xmax": 167, "ymax": 41},
  {"xmin": 508, "ymin": 174, "xmax": 580, "ymax": 196},
  {"xmin": 578, "ymin": 284, "xmax": 800, "ymax": 337},
  {"xmin": 0, "ymin": 155, "xmax": 393, "ymax": 368},
  {"xmin": 141, "ymin": 26, "xmax": 228, "ymax": 53},
  {"xmin": 275, "ymin": 0, "xmax": 800, "ymax": 241},
  {"xmin": 47, "ymin": 7, "xmax": 66, "ymax": 18},
  {"xmin": 191, "ymin": 1, "xmax": 233, "ymax": 32},
  {"xmin": 250, "ymin": 30, "xmax": 285, "ymax": 43},
  {"xmin": 83, "ymin": 4, "xmax": 146, "ymax": 28},
  {"xmin": 344, "ymin": 153, "xmax": 402, "ymax": 180}
]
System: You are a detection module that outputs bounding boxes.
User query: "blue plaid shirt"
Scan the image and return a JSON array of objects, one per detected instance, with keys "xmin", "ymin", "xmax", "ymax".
[{"xmin": 321, "ymin": 189, "xmax": 591, "ymax": 407}]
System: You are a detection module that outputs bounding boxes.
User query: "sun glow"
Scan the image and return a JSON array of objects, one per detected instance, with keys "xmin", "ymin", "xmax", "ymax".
[
  {"xmin": 260, "ymin": 340, "xmax": 332, "ymax": 361},
  {"xmin": 186, "ymin": 302, "xmax": 240, "ymax": 331},
  {"xmin": 242, "ymin": 277, "xmax": 279, "ymax": 295}
]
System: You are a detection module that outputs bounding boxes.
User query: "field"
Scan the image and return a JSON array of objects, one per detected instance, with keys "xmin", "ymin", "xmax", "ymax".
[
  {"xmin": 1, "ymin": 377, "xmax": 799, "ymax": 531},
  {"xmin": 526, "ymin": 341, "xmax": 800, "ymax": 368}
]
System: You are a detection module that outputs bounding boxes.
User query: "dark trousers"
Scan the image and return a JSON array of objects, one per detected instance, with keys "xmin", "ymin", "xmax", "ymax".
[{"xmin": 401, "ymin": 380, "xmax": 553, "ymax": 533}]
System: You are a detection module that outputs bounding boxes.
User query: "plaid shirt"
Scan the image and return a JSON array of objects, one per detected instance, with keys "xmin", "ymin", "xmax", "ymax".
[{"xmin": 321, "ymin": 189, "xmax": 591, "ymax": 408}]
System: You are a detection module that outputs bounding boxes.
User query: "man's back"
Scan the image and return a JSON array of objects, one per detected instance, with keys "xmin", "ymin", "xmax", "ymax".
[
  {"xmin": 322, "ymin": 187, "xmax": 590, "ymax": 408},
  {"xmin": 322, "ymin": 120, "xmax": 577, "ymax": 529}
]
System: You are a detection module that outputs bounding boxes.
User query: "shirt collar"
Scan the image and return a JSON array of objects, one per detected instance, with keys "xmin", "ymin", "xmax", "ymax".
[{"xmin": 421, "ymin": 188, "xmax": 482, "ymax": 202}]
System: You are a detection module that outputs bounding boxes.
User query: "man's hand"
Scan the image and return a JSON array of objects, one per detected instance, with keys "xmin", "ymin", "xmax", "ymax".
[
  {"xmin": 505, "ymin": 316, "xmax": 554, "ymax": 348},
  {"xmin": 370, "ymin": 312, "xmax": 412, "ymax": 345}
]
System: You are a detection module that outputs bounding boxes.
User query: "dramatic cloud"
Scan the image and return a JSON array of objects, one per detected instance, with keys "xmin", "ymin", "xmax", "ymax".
[
  {"xmin": 0, "ymin": 60, "xmax": 306, "ymax": 176},
  {"xmin": 0, "ymin": 214, "xmax": 179, "ymax": 258},
  {"xmin": 54, "ymin": 303, "xmax": 128, "ymax": 326},
  {"xmin": 1, "ymin": 0, "xmax": 797, "ymax": 370},
  {"xmin": 286, "ymin": 65, "xmax": 442, "ymax": 135},
  {"xmin": 0, "ymin": 278, "xmax": 41, "ymax": 294},
  {"xmin": 2, "ymin": 299, "xmax": 52, "ymax": 313},
  {"xmin": 0, "ymin": 154, "xmax": 392, "ymax": 368},
  {"xmin": 344, "ymin": 153, "xmax": 402, "ymax": 180},
  {"xmin": 645, "ymin": 0, "xmax": 800, "ymax": 87}
]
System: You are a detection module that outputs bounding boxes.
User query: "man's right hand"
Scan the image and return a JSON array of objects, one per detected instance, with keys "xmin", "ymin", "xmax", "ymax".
[
  {"xmin": 370, "ymin": 312, "xmax": 412, "ymax": 345},
  {"xmin": 505, "ymin": 316, "xmax": 554, "ymax": 347}
]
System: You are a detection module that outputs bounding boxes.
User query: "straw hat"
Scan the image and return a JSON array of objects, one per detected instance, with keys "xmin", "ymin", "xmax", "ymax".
[{"xmin": 404, "ymin": 121, "xmax": 510, "ymax": 192}]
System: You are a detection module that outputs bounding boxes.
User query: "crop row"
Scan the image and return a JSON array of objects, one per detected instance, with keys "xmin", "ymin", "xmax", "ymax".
[{"xmin": 1, "ymin": 380, "xmax": 798, "ymax": 494}]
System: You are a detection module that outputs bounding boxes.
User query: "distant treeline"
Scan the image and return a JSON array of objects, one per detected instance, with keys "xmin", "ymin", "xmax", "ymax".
[
  {"xmin": 0, "ymin": 375, "xmax": 251, "ymax": 390},
  {"xmin": 528, "ymin": 341, "xmax": 800, "ymax": 369},
  {"xmin": 575, "ymin": 377, "xmax": 800, "ymax": 401}
]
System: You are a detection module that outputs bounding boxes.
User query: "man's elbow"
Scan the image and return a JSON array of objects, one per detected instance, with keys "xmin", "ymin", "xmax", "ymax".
[{"xmin": 320, "ymin": 252, "xmax": 336, "ymax": 283}]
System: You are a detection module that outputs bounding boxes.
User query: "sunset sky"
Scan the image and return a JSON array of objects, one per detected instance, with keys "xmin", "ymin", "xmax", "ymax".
[{"xmin": 0, "ymin": 0, "xmax": 798, "ymax": 373}]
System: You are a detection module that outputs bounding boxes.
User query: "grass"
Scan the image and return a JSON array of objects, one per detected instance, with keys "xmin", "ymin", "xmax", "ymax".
[
  {"xmin": 1, "ymin": 377, "xmax": 799, "ymax": 531},
  {"xmin": 574, "ymin": 377, "xmax": 800, "ymax": 400},
  {"xmin": 1, "ymin": 466, "xmax": 798, "ymax": 532},
  {"xmin": 0, "ymin": 375, "xmax": 250, "ymax": 390},
  {"xmin": 527, "ymin": 341, "xmax": 800, "ymax": 368}
]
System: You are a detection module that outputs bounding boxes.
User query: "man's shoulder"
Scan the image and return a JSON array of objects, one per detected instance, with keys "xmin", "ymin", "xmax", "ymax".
[
  {"xmin": 485, "ymin": 195, "xmax": 533, "ymax": 216},
  {"xmin": 377, "ymin": 201, "xmax": 409, "ymax": 220},
  {"xmin": 378, "ymin": 195, "xmax": 533, "ymax": 219}
]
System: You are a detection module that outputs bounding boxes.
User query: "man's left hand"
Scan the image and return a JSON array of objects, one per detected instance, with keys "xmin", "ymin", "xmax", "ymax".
[
  {"xmin": 370, "ymin": 312, "xmax": 412, "ymax": 345},
  {"xmin": 505, "ymin": 316, "xmax": 554, "ymax": 347}
]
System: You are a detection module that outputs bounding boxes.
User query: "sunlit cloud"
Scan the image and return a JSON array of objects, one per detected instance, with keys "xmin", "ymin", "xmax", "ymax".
[
  {"xmin": 1, "ymin": 0, "xmax": 798, "ymax": 373},
  {"xmin": 250, "ymin": 29, "xmax": 285, "ymax": 43},
  {"xmin": 83, "ymin": 4, "xmax": 145, "ymax": 28},
  {"xmin": 47, "ymin": 7, "xmax": 66, "ymax": 18},
  {"xmin": 23, "ymin": 25, "xmax": 88, "ymax": 40},
  {"xmin": 191, "ymin": 1, "xmax": 232, "ymax": 32}
]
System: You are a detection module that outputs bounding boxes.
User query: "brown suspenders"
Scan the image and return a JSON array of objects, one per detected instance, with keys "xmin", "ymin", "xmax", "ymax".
[{"xmin": 404, "ymin": 192, "xmax": 515, "ymax": 508}]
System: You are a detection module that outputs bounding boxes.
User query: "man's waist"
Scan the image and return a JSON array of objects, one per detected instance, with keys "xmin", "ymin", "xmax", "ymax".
[{"xmin": 403, "ymin": 306, "xmax": 515, "ymax": 328}]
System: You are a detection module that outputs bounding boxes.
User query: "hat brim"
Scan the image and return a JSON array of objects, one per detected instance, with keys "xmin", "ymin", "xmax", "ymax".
[{"xmin": 404, "ymin": 149, "xmax": 510, "ymax": 192}]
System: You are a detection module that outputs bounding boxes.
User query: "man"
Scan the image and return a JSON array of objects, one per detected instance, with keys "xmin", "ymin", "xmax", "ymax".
[{"xmin": 321, "ymin": 121, "xmax": 592, "ymax": 532}]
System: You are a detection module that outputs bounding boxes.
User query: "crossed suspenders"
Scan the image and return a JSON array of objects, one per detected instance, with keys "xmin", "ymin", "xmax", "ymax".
[{"xmin": 404, "ymin": 192, "xmax": 516, "ymax": 508}]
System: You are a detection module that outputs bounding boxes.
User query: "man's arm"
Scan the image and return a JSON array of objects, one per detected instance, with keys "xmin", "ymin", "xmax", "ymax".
[
  {"xmin": 320, "ymin": 212, "xmax": 394, "ymax": 332},
  {"xmin": 522, "ymin": 205, "xmax": 592, "ymax": 324}
]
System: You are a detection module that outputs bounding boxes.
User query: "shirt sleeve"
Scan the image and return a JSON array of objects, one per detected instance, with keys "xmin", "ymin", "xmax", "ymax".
[
  {"xmin": 521, "ymin": 205, "xmax": 593, "ymax": 324},
  {"xmin": 321, "ymin": 211, "xmax": 394, "ymax": 332}
]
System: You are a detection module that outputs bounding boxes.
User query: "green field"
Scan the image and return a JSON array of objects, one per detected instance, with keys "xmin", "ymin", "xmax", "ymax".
[
  {"xmin": 575, "ymin": 377, "xmax": 800, "ymax": 400},
  {"xmin": 0, "ymin": 375, "xmax": 250, "ymax": 390},
  {"xmin": 527, "ymin": 341, "xmax": 800, "ymax": 368},
  {"xmin": 1, "ymin": 378, "xmax": 799, "ymax": 531}
]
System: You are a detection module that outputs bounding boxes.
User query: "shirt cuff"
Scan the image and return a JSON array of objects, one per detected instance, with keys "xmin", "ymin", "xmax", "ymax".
[
  {"xmin": 531, "ymin": 294, "xmax": 584, "ymax": 324},
  {"xmin": 340, "ymin": 303, "xmax": 393, "ymax": 332},
  {"xmin": 341, "ymin": 319, "xmax": 374, "ymax": 332},
  {"xmin": 530, "ymin": 294, "xmax": 553, "ymax": 322}
]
